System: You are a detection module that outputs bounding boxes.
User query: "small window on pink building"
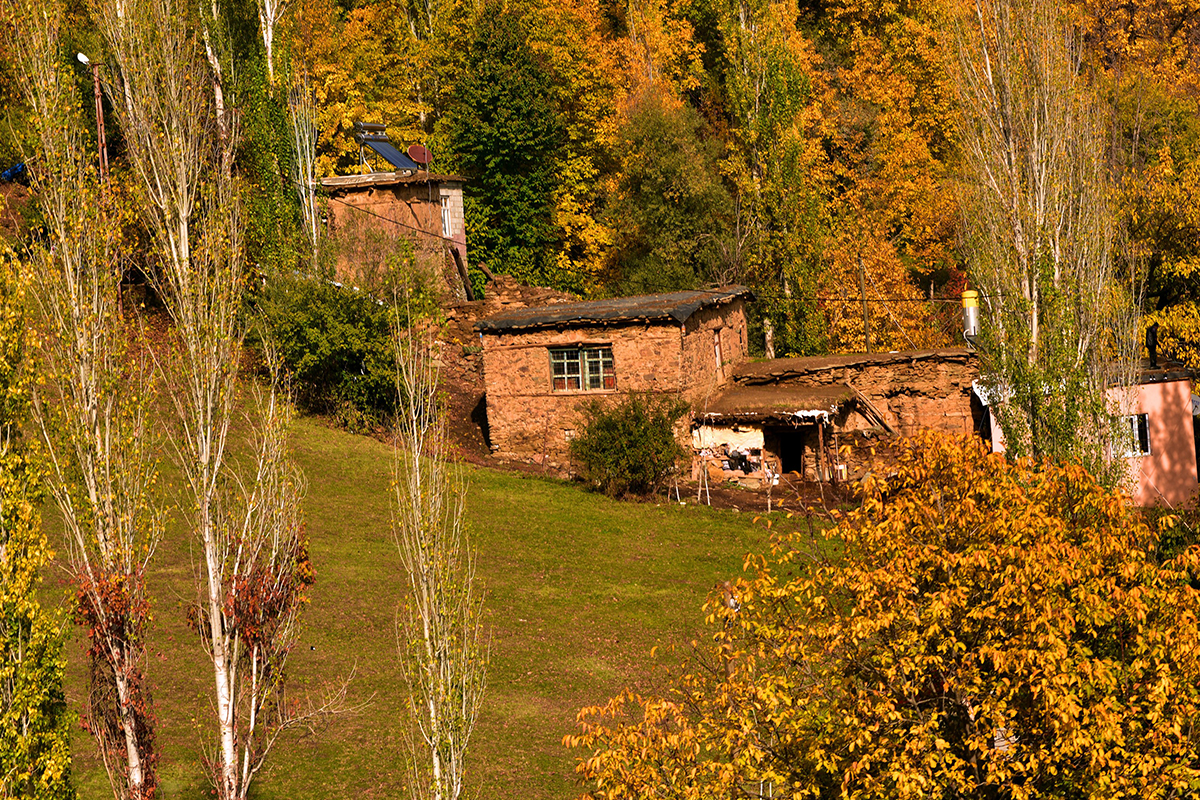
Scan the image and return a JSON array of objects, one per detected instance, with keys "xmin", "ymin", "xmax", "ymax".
[
  {"xmin": 1117, "ymin": 413, "xmax": 1151, "ymax": 457},
  {"xmin": 550, "ymin": 346, "xmax": 614, "ymax": 391}
]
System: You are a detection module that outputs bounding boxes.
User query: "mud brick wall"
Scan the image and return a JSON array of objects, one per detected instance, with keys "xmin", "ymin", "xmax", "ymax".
[
  {"xmin": 479, "ymin": 298, "xmax": 749, "ymax": 468},
  {"xmin": 480, "ymin": 323, "xmax": 681, "ymax": 466},
  {"xmin": 325, "ymin": 181, "xmax": 469, "ymax": 297},
  {"xmin": 680, "ymin": 303, "xmax": 750, "ymax": 405}
]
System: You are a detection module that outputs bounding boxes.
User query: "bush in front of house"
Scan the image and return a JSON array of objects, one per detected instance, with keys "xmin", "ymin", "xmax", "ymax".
[
  {"xmin": 569, "ymin": 393, "xmax": 689, "ymax": 497},
  {"xmin": 251, "ymin": 273, "xmax": 398, "ymax": 430}
]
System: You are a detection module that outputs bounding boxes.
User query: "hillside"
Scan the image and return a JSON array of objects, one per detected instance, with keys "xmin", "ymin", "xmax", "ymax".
[{"xmin": 55, "ymin": 413, "xmax": 772, "ymax": 799}]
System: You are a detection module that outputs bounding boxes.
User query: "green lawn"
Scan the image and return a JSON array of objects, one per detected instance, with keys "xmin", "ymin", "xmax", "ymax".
[{"xmin": 58, "ymin": 414, "xmax": 774, "ymax": 799}]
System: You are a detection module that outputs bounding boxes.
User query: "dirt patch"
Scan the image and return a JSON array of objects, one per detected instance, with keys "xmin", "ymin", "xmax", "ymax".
[{"xmin": 435, "ymin": 275, "xmax": 577, "ymax": 462}]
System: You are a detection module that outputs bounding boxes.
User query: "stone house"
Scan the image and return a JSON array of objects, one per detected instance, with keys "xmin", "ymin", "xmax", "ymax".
[
  {"xmin": 321, "ymin": 171, "xmax": 471, "ymax": 298},
  {"xmin": 692, "ymin": 349, "xmax": 983, "ymax": 486},
  {"xmin": 475, "ymin": 286, "xmax": 753, "ymax": 467}
]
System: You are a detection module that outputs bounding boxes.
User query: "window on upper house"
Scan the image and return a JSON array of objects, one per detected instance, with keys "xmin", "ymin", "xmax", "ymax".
[
  {"xmin": 550, "ymin": 346, "xmax": 615, "ymax": 391},
  {"xmin": 713, "ymin": 329, "xmax": 723, "ymax": 380},
  {"xmin": 1117, "ymin": 413, "xmax": 1151, "ymax": 457},
  {"xmin": 440, "ymin": 194, "xmax": 453, "ymax": 238}
]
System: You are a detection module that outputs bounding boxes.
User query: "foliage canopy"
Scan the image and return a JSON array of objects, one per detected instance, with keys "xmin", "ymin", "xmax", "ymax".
[
  {"xmin": 0, "ymin": 252, "xmax": 75, "ymax": 800},
  {"xmin": 568, "ymin": 392, "xmax": 688, "ymax": 498},
  {"xmin": 568, "ymin": 433, "xmax": 1200, "ymax": 798}
]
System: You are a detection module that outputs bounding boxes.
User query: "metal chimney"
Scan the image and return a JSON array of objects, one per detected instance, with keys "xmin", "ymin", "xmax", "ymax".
[{"xmin": 962, "ymin": 290, "xmax": 980, "ymax": 348}]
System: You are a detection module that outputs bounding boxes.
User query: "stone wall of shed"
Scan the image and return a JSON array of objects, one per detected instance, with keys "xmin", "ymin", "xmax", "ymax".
[
  {"xmin": 695, "ymin": 354, "xmax": 982, "ymax": 487},
  {"xmin": 754, "ymin": 356, "xmax": 980, "ymax": 437}
]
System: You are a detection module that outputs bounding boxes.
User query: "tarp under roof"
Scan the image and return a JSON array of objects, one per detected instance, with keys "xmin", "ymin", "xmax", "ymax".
[{"xmin": 475, "ymin": 286, "xmax": 754, "ymax": 333}]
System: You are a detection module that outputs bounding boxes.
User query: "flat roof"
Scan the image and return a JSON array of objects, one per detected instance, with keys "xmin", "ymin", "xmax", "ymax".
[
  {"xmin": 733, "ymin": 348, "xmax": 976, "ymax": 385},
  {"xmin": 1132, "ymin": 359, "xmax": 1193, "ymax": 385},
  {"xmin": 475, "ymin": 286, "xmax": 753, "ymax": 333},
  {"xmin": 321, "ymin": 172, "xmax": 465, "ymax": 191},
  {"xmin": 697, "ymin": 384, "xmax": 853, "ymax": 423}
]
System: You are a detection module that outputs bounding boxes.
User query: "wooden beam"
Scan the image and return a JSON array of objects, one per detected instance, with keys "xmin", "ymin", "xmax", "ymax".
[{"xmin": 844, "ymin": 383, "xmax": 895, "ymax": 434}]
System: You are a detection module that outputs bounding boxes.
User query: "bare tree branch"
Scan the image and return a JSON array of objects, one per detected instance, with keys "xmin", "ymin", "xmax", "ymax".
[{"xmin": 391, "ymin": 317, "xmax": 488, "ymax": 800}]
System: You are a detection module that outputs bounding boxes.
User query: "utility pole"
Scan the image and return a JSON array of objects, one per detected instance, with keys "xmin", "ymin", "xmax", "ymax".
[
  {"xmin": 77, "ymin": 52, "xmax": 119, "ymax": 315},
  {"xmin": 857, "ymin": 250, "xmax": 870, "ymax": 353},
  {"xmin": 77, "ymin": 53, "xmax": 108, "ymax": 183}
]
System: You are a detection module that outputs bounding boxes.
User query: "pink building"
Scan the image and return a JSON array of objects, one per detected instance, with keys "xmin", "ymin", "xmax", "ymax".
[
  {"xmin": 982, "ymin": 363, "xmax": 1198, "ymax": 507},
  {"xmin": 1111, "ymin": 366, "xmax": 1198, "ymax": 506}
]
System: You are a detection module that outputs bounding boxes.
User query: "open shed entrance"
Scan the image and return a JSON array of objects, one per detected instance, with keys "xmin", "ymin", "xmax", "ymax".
[{"xmin": 765, "ymin": 424, "xmax": 813, "ymax": 477}]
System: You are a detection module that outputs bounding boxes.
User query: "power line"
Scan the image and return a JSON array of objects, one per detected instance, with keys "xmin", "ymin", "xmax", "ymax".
[
  {"xmin": 313, "ymin": 186, "xmax": 1005, "ymax": 306},
  {"xmin": 313, "ymin": 184, "xmax": 462, "ymax": 247},
  {"xmin": 753, "ymin": 293, "xmax": 1003, "ymax": 304}
]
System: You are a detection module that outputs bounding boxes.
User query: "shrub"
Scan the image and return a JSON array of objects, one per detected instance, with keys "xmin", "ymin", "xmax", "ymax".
[
  {"xmin": 569, "ymin": 393, "xmax": 688, "ymax": 497},
  {"xmin": 251, "ymin": 274, "xmax": 397, "ymax": 430}
]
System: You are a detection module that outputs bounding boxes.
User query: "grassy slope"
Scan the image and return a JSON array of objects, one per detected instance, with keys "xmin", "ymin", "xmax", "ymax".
[{"xmin": 61, "ymin": 414, "xmax": 771, "ymax": 800}]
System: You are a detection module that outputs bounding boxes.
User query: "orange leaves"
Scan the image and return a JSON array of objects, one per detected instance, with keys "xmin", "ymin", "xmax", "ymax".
[{"xmin": 568, "ymin": 433, "xmax": 1200, "ymax": 798}]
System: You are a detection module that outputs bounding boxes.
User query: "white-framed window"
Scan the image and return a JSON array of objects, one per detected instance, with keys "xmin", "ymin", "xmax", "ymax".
[
  {"xmin": 1117, "ymin": 413, "xmax": 1151, "ymax": 457},
  {"xmin": 440, "ymin": 193, "xmax": 453, "ymax": 238},
  {"xmin": 713, "ymin": 329, "xmax": 723, "ymax": 380},
  {"xmin": 550, "ymin": 346, "xmax": 615, "ymax": 391}
]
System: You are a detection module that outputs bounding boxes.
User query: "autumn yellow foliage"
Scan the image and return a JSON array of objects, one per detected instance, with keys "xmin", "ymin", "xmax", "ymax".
[{"xmin": 567, "ymin": 433, "xmax": 1200, "ymax": 798}]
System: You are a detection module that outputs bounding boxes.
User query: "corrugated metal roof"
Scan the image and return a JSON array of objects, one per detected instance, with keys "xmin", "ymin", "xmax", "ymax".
[{"xmin": 475, "ymin": 285, "xmax": 754, "ymax": 333}]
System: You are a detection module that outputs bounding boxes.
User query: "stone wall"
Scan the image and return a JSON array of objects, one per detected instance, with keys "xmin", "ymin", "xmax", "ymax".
[
  {"xmin": 479, "ymin": 298, "xmax": 750, "ymax": 469},
  {"xmin": 325, "ymin": 180, "xmax": 469, "ymax": 298},
  {"xmin": 480, "ymin": 323, "xmax": 682, "ymax": 466},
  {"xmin": 829, "ymin": 359, "xmax": 976, "ymax": 436},
  {"xmin": 437, "ymin": 276, "xmax": 578, "ymax": 457},
  {"xmin": 680, "ymin": 303, "xmax": 750, "ymax": 405}
]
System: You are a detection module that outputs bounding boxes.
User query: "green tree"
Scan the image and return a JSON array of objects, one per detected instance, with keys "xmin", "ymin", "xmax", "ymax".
[
  {"xmin": 439, "ymin": 1, "xmax": 565, "ymax": 288},
  {"xmin": 568, "ymin": 392, "xmax": 688, "ymax": 497},
  {"xmin": 0, "ymin": 249, "xmax": 74, "ymax": 800},
  {"xmin": 604, "ymin": 86, "xmax": 731, "ymax": 295},
  {"xmin": 955, "ymin": 0, "xmax": 1137, "ymax": 474},
  {"xmin": 712, "ymin": 0, "xmax": 829, "ymax": 356},
  {"xmin": 567, "ymin": 433, "xmax": 1200, "ymax": 797}
]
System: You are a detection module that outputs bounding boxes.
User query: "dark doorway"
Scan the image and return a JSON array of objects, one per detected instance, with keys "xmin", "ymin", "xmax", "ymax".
[{"xmin": 767, "ymin": 425, "xmax": 810, "ymax": 477}]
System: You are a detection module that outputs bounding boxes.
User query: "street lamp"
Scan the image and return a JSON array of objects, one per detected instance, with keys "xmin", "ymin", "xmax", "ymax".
[{"xmin": 77, "ymin": 52, "xmax": 108, "ymax": 183}]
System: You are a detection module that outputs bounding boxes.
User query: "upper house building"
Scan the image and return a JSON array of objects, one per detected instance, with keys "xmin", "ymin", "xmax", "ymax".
[
  {"xmin": 321, "ymin": 122, "xmax": 472, "ymax": 299},
  {"xmin": 1114, "ymin": 361, "xmax": 1199, "ymax": 506},
  {"xmin": 475, "ymin": 286, "xmax": 754, "ymax": 467}
]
